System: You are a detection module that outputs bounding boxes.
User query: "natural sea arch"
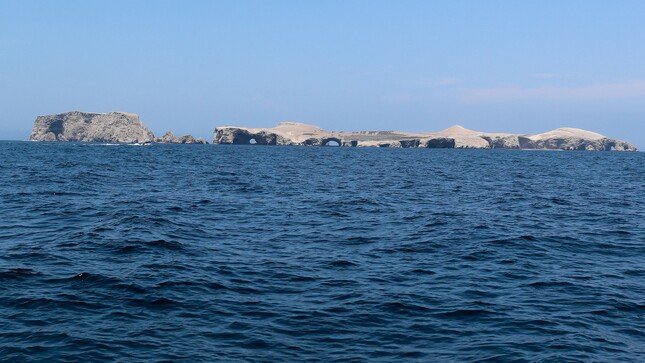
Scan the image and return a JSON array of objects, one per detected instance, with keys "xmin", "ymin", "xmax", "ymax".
[{"xmin": 322, "ymin": 138, "xmax": 341, "ymax": 147}]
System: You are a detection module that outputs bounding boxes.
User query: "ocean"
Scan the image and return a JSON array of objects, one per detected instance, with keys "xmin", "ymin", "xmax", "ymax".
[{"xmin": 0, "ymin": 141, "xmax": 643, "ymax": 362}]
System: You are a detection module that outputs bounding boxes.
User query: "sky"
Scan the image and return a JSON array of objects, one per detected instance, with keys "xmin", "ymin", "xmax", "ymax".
[{"xmin": 1, "ymin": 0, "xmax": 644, "ymax": 147}]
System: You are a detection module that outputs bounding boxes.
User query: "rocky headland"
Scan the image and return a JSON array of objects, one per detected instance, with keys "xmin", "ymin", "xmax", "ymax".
[
  {"xmin": 213, "ymin": 122, "xmax": 637, "ymax": 151},
  {"xmin": 29, "ymin": 111, "xmax": 205, "ymax": 144}
]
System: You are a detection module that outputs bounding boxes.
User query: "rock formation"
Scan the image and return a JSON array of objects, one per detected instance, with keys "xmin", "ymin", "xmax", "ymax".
[
  {"xmin": 30, "ymin": 111, "xmax": 155, "ymax": 143},
  {"xmin": 29, "ymin": 111, "xmax": 636, "ymax": 151},
  {"xmin": 29, "ymin": 111, "xmax": 210, "ymax": 144},
  {"xmin": 213, "ymin": 122, "xmax": 637, "ymax": 151},
  {"xmin": 155, "ymin": 131, "xmax": 207, "ymax": 144}
]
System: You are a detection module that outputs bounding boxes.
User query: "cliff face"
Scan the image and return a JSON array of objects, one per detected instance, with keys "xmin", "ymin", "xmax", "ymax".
[
  {"xmin": 30, "ymin": 111, "xmax": 155, "ymax": 143},
  {"xmin": 213, "ymin": 122, "xmax": 637, "ymax": 151}
]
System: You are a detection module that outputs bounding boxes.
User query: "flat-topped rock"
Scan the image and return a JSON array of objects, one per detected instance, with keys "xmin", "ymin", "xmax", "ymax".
[
  {"xmin": 30, "ymin": 111, "xmax": 155, "ymax": 143},
  {"xmin": 213, "ymin": 123, "xmax": 637, "ymax": 151}
]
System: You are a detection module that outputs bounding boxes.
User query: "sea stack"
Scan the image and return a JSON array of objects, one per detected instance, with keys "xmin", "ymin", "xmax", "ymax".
[
  {"xmin": 30, "ymin": 111, "xmax": 155, "ymax": 143},
  {"xmin": 213, "ymin": 122, "xmax": 637, "ymax": 151}
]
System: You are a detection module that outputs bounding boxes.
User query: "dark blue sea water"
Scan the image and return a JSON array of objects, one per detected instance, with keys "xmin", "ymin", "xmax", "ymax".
[{"xmin": 0, "ymin": 141, "xmax": 643, "ymax": 362}]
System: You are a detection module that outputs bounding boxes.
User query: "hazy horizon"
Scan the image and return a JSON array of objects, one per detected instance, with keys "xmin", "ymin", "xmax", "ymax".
[{"xmin": 1, "ymin": 1, "xmax": 644, "ymax": 148}]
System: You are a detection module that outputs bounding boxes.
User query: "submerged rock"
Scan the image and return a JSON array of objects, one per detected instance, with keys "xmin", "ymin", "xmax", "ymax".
[
  {"xmin": 212, "ymin": 122, "xmax": 638, "ymax": 151},
  {"xmin": 30, "ymin": 111, "xmax": 155, "ymax": 143}
]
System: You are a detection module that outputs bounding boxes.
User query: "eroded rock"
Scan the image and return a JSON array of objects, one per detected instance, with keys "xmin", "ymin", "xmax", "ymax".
[
  {"xmin": 30, "ymin": 111, "xmax": 155, "ymax": 143},
  {"xmin": 156, "ymin": 131, "xmax": 207, "ymax": 144},
  {"xmin": 211, "ymin": 122, "xmax": 636, "ymax": 151}
]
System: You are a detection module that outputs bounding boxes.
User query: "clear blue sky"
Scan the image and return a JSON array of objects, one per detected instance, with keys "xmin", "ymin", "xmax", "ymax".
[{"xmin": 1, "ymin": 0, "xmax": 644, "ymax": 147}]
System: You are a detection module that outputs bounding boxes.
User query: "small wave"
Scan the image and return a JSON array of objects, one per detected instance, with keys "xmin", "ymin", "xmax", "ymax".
[
  {"xmin": 11, "ymin": 295, "xmax": 109, "ymax": 310},
  {"xmin": 45, "ymin": 272, "xmax": 123, "ymax": 288},
  {"xmin": 609, "ymin": 300, "xmax": 645, "ymax": 313},
  {"xmin": 239, "ymin": 338, "xmax": 272, "ymax": 349},
  {"xmin": 157, "ymin": 280, "xmax": 199, "ymax": 288},
  {"xmin": 380, "ymin": 301, "xmax": 431, "ymax": 315},
  {"xmin": 526, "ymin": 281, "xmax": 575, "ymax": 288},
  {"xmin": 146, "ymin": 239, "xmax": 185, "ymax": 250},
  {"xmin": 437, "ymin": 308, "xmax": 496, "ymax": 319},
  {"xmin": 155, "ymin": 280, "xmax": 228, "ymax": 292},
  {"xmin": 410, "ymin": 268, "xmax": 436, "ymax": 275},
  {"xmin": 327, "ymin": 260, "xmax": 358, "ymax": 268},
  {"xmin": 423, "ymin": 220, "xmax": 448, "ymax": 228},
  {"xmin": 127, "ymin": 297, "xmax": 180, "ymax": 309},
  {"xmin": 203, "ymin": 331, "xmax": 248, "ymax": 341},
  {"xmin": 549, "ymin": 197, "xmax": 571, "ymax": 205},
  {"xmin": 344, "ymin": 236, "xmax": 376, "ymax": 245},
  {"xmin": 207, "ymin": 281, "xmax": 229, "ymax": 290},
  {"xmin": 623, "ymin": 269, "xmax": 644, "ymax": 277},
  {"xmin": 322, "ymin": 280, "xmax": 359, "ymax": 288},
  {"xmin": 0, "ymin": 268, "xmax": 42, "ymax": 280}
]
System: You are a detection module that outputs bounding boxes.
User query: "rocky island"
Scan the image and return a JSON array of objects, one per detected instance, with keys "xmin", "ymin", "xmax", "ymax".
[
  {"xmin": 30, "ymin": 111, "xmax": 155, "ymax": 143},
  {"xmin": 214, "ymin": 122, "xmax": 637, "ymax": 151},
  {"xmin": 29, "ymin": 111, "xmax": 636, "ymax": 150},
  {"xmin": 29, "ymin": 111, "xmax": 206, "ymax": 144}
]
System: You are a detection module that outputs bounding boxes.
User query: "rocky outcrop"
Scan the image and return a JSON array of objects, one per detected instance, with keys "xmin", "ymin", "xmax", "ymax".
[
  {"xmin": 30, "ymin": 111, "xmax": 155, "ymax": 143},
  {"xmin": 520, "ymin": 128, "xmax": 636, "ymax": 151},
  {"xmin": 481, "ymin": 135, "xmax": 521, "ymax": 149},
  {"xmin": 155, "ymin": 131, "xmax": 207, "ymax": 144},
  {"xmin": 157, "ymin": 131, "xmax": 179, "ymax": 143},
  {"xmin": 214, "ymin": 123, "xmax": 303, "ymax": 145},
  {"xmin": 29, "ymin": 111, "xmax": 210, "ymax": 144},
  {"xmin": 420, "ymin": 137, "xmax": 456, "ymax": 148},
  {"xmin": 212, "ymin": 122, "xmax": 637, "ymax": 151},
  {"xmin": 177, "ymin": 135, "xmax": 207, "ymax": 144}
]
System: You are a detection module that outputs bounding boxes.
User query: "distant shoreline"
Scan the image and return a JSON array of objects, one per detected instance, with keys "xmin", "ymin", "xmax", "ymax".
[
  {"xmin": 25, "ymin": 111, "xmax": 639, "ymax": 151},
  {"xmin": 9, "ymin": 140, "xmax": 643, "ymax": 153}
]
